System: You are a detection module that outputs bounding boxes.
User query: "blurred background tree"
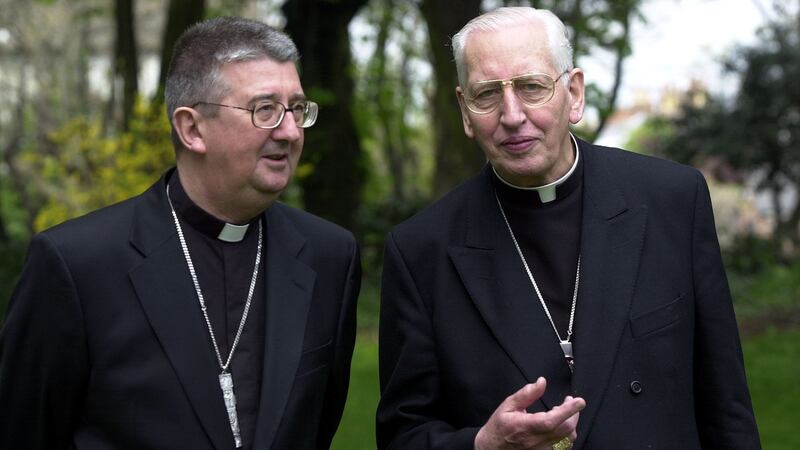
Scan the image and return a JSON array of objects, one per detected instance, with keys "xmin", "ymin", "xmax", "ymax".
[{"xmin": 632, "ymin": 3, "xmax": 800, "ymax": 260}]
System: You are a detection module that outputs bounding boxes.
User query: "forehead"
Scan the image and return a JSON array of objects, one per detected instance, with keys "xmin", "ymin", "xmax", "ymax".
[
  {"xmin": 463, "ymin": 23, "xmax": 555, "ymax": 83},
  {"xmin": 220, "ymin": 58, "xmax": 304, "ymax": 100}
]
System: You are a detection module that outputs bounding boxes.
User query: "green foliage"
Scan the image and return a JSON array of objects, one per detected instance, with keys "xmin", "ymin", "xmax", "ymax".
[
  {"xmin": 743, "ymin": 328, "xmax": 800, "ymax": 450},
  {"xmin": 729, "ymin": 259, "xmax": 800, "ymax": 322},
  {"xmin": 624, "ymin": 115, "xmax": 674, "ymax": 156},
  {"xmin": 724, "ymin": 235, "xmax": 780, "ymax": 276},
  {"xmin": 21, "ymin": 99, "xmax": 173, "ymax": 231},
  {"xmin": 357, "ymin": 195, "xmax": 429, "ymax": 268},
  {"xmin": 726, "ymin": 21, "xmax": 800, "ymax": 175},
  {"xmin": 353, "ymin": 0, "xmax": 434, "ymax": 205},
  {"xmin": 355, "ymin": 195, "xmax": 432, "ymax": 333}
]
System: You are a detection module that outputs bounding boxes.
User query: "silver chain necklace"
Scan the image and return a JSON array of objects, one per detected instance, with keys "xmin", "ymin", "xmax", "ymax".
[
  {"xmin": 495, "ymin": 192, "xmax": 580, "ymax": 373},
  {"xmin": 166, "ymin": 185, "xmax": 261, "ymax": 448}
]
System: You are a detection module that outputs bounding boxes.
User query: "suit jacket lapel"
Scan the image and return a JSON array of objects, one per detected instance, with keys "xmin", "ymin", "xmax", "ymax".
[
  {"xmin": 128, "ymin": 174, "xmax": 235, "ymax": 450},
  {"xmin": 449, "ymin": 167, "xmax": 572, "ymax": 409},
  {"xmin": 252, "ymin": 204, "xmax": 316, "ymax": 450},
  {"xmin": 571, "ymin": 141, "xmax": 646, "ymax": 447}
]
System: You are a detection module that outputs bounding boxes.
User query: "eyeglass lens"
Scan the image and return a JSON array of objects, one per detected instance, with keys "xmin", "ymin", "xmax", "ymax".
[
  {"xmin": 468, "ymin": 74, "xmax": 556, "ymax": 112},
  {"xmin": 252, "ymin": 101, "xmax": 318, "ymax": 128}
]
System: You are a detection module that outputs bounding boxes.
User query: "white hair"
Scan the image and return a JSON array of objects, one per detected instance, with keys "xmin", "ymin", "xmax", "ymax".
[{"xmin": 451, "ymin": 7, "xmax": 574, "ymax": 88}]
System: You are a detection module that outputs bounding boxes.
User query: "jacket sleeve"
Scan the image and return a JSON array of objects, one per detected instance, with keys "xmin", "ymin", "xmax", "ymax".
[
  {"xmin": 316, "ymin": 237, "xmax": 361, "ymax": 449},
  {"xmin": 0, "ymin": 233, "xmax": 89, "ymax": 449},
  {"xmin": 376, "ymin": 232, "xmax": 479, "ymax": 450},
  {"xmin": 690, "ymin": 172, "xmax": 761, "ymax": 449}
]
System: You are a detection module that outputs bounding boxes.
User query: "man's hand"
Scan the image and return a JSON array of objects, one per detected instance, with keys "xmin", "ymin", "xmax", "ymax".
[{"xmin": 474, "ymin": 377, "xmax": 585, "ymax": 450}]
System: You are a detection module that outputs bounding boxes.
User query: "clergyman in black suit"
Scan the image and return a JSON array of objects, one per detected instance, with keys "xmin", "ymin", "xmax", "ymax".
[
  {"xmin": 377, "ymin": 6, "xmax": 760, "ymax": 450},
  {"xmin": 0, "ymin": 17, "xmax": 360, "ymax": 450}
]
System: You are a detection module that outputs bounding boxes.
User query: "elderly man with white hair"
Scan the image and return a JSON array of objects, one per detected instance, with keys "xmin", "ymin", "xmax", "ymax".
[{"xmin": 377, "ymin": 6, "xmax": 760, "ymax": 450}]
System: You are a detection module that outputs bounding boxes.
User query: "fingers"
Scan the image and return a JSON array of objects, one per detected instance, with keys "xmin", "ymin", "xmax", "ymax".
[
  {"xmin": 524, "ymin": 395, "xmax": 585, "ymax": 435},
  {"xmin": 502, "ymin": 377, "xmax": 547, "ymax": 412},
  {"xmin": 476, "ymin": 381, "xmax": 586, "ymax": 450}
]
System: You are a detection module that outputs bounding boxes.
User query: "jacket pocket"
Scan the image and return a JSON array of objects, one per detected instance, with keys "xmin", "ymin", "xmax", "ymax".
[
  {"xmin": 630, "ymin": 294, "xmax": 686, "ymax": 338},
  {"xmin": 295, "ymin": 339, "xmax": 333, "ymax": 378}
]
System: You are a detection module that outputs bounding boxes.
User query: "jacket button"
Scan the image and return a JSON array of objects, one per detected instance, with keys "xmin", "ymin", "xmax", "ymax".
[{"xmin": 630, "ymin": 380, "xmax": 643, "ymax": 395}]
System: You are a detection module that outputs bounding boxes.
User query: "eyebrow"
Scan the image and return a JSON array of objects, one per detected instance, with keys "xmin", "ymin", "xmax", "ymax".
[
  {"xmin": 248, "ymin": 93, "xmax": 308, "ymax": 104},
  {"xmin": 473, "ymin": 71, "xmax": 554, "ymax": 84}
]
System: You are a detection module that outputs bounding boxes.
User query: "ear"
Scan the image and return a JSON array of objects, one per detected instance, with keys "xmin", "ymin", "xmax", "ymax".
[
  {"xmin": 455, "ymin": 86, "xmax": 475, "ymax": 138},
  {"xmin": 172, "ymin": 106, "xmax": 208, "ymax": 154},
  {"xmin": 567, "ymin": 68, "xmax": 586, "ymax": 124}
]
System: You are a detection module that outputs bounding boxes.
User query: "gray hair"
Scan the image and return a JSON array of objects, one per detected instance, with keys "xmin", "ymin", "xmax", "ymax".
[
  {"xmin": 451, "ymin": 7, "xmax": 573, "ymax": 88},
  {"xmin": 165, "ymin": 16, "xmax": 299, "ymax": 149}
]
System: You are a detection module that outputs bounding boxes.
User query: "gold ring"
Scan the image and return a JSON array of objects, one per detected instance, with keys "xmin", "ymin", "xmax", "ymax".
[{"xmin": 552, "ymin": 437, "xmax": 572, "ymax": 450}]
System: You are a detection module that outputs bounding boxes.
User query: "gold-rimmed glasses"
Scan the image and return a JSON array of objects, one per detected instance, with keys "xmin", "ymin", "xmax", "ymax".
[
  {"xmin": 193, "ymin": 99, "xmax": 319, "ymax": 129},
  {"xmin": 462, "ymin": 71, "xmax": 569, "ymax": 114}
]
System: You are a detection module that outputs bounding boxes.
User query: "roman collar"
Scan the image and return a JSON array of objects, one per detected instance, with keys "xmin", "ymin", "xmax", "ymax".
[{"xmin": 167, "ymin": 172, "xmax": 256, "ymax": 243}]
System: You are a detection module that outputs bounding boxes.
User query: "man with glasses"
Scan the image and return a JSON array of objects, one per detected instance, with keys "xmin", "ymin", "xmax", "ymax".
[
  {"xmin": 0, "ymin": 17, "xmax": 360, "ymax": 450},
  {"xmin": 377, "ymin": 7, "xmax": 759, "ymax": 450}
]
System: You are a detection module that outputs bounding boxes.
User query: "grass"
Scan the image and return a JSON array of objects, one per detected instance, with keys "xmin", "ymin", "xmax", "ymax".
[
  {"xmin": 731, "ymin": 262, "xmax": 800, "ymax": 321},
  {"xmin": 743, "ymin": 328, "xmax": 800, "ymax": 450}
]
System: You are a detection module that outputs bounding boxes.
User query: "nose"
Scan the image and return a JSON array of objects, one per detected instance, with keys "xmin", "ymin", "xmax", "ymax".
[
  {"xmin": 498, "ymin": 84, "xmax": 526, "ymax": 128},
  {"xmin": 270, "ymin": 112, "xmax": 302, "ymax": 142}
]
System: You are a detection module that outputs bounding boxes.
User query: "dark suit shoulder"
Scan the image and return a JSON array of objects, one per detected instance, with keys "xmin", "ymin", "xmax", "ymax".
[
  {"xmin": 269, "ymin": 202, "xmax": 356, "ymax": 246},
  {"xmin": 588, "ymin": 143, "xmax": 701, "ymax": 186},
  {"xmin": 32, "ymin": 176, "xmax": 172, "ymax": 272},
  {"xmin": 39, "ymin": 194, "xmax": 142, "ymax": 254},
  {"xmin": 584, "ymin": 143, "xmax": 705, "ymax": 204},
  {"xmin": 390, "ymin": 171, "xmax": 483, "ymax": 243}
]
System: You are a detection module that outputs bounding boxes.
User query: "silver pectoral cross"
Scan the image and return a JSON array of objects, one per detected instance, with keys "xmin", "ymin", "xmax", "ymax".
[
  {"xmin": 219, "ymin": 372, "xmax": 243, "ymax": 448},
  {"xmin": 560, "ymin": 341, "xmax": 574, "ymax": 373}
]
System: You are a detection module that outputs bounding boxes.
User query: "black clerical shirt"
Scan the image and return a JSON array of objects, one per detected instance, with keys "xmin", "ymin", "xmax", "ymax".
[
  {"xmin": 168, "ymin": 172, "xmax": 266, "ymax": 450},
  {"xmin": 491, "ymin": 151, "xmax": 584, "ymax": 348}
]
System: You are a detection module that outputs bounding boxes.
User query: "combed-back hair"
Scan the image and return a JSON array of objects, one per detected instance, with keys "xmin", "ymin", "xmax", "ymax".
[{"xmin": 451, "ymin": 7, "xmax": 573, "ymax": 88}]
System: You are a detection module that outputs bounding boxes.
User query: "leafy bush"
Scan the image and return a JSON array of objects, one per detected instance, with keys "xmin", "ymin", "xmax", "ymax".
[{"xmin": 20, "ymin": 99, "xmax": 173, "ymax": 232}]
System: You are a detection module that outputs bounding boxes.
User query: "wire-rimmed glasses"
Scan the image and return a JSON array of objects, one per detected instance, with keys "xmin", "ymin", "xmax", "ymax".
[
  {"xmin": 462, "ymin": 71, "xmax": 570, "ymax": 114},
  {"xmin": 193, "ymin": 100, "xmax": 319, "ymax": 129}
]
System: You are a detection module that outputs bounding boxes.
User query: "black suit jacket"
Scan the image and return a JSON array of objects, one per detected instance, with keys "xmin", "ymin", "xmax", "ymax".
[
  {"xmin": 0, "ymin": 171, "xmax": 361, "ymax": 449},
  {"xmin": 377, "ymin": 140, "xmax": 760, "ymax": 449}
]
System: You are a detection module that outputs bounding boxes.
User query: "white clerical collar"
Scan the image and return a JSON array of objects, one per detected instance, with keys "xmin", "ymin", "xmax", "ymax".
[
  {"xmin": 492, "ymin": 133, "xmax": 580, "ymax": 203},
  {"xmin": 166, "ymin": 174, "xmax": 255, "ymax": 243},
  {"xmin": 217, "ymin": 222, "xmax": 250, "ymax": 243}
]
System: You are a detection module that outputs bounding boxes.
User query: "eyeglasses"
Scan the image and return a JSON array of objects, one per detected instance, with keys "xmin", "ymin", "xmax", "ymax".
[
  {"xmin": 462, "ymin": 71, "xmax": 570, "ymax": 114},
  {"xmin": 193, "ymin": 100, "xmax": 319, "ymax": 129}
]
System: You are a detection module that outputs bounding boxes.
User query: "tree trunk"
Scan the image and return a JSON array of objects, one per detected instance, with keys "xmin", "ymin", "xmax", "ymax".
[
  {"xmin": 3, "ymin": 63, "xmax": 37, "ymax": 236},
  {"xmin": 283, "ymin": 0, "xmax": 367, "ymax": 230},
  {"xmin": 371, "ymin": 0, "xmax": 406, "ymax": 202},
  {"xmin": 419, "ymin": 0, "xmax": 484, "ymax": 198},
  {"xmin": 585, "ymin": 0, "xmax": 632, "ymax": 142},
  {"xmin": 155, "ymin": 0, "xmax": 206, "ymax": 103},
  {"xmin": 114, "ymin": 0, "xmax": 139, "ymax": 131},
  {"xmin": 588, "ymin": 16, "xmax": 628, "ymax": 142}
]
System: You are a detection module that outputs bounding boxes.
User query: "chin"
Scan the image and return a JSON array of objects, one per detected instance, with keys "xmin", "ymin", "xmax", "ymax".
[{"xmin": 253, "ymin": 177, "xmax": 290, "ymax": 197}]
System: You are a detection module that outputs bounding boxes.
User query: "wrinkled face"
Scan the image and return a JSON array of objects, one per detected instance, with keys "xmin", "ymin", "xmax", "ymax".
[
  {"xmin": 456, "ymin": 23, "xmax": 585, "ymax": 187},
  {"xmin": 200, "ymin": 58, "xmax": 305, "ymax": 200}
]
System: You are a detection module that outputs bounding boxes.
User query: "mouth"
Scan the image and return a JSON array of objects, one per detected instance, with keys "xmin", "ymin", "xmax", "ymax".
[
  {"xmin": 500, "ymin": 136, "xmax": 535, "ymax": 152},
  {"xmin": 263, "ymin": 153, "xmax": 288, "ymax": 161}
]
